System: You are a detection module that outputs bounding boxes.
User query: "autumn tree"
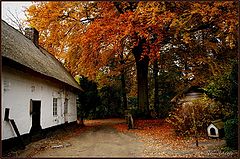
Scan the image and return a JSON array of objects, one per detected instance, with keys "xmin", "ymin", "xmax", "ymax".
[
  {"xmin": 26, "ymin": 1, "xmax": 168, "ymax": 116},
  {"xmin": 26, "ymin": 1, "xmax": 238, "ymax": 118}
]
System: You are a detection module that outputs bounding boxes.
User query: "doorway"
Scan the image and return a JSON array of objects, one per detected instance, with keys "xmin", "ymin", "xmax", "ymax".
[
  {"xmin": 30, "ymin": 100, "xmax": 42, "ymax": 134},
  {"xmin": 64, "ymin": 98, "xmax": 68, "ymax": 123},
  {"xmin": 210, "ymin": 127, "xmax": 216, "ymax": 135}
]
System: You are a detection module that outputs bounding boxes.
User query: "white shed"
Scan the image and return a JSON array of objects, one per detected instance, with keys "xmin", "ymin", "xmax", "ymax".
[
  {"xmin": 207, "ymin": 119, "xmax": 224, "ymax": 138},
  {"xmin": 1, "ymin": 20, "xmax": 83, "ymax": 142}
]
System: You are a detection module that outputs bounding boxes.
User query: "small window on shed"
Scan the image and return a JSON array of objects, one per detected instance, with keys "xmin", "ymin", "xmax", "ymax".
[{"xmin": 53, "ymin": 98, "xmax": 57, "ymax": 116}]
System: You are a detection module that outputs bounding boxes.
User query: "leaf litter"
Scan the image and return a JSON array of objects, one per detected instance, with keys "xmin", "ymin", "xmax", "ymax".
[{"xmin": 113, "ymin": 119, "xmax": 238, "ymax": 158}]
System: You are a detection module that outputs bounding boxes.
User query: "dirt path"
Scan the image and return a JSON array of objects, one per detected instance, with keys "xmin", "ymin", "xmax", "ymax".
[
  {"xmin": 17, "ymin": 119, "xmax": 145, "ymax": 157},
  {"xmin": 8, "ymin": 118, "xmax": 238, "ymax": 158}
]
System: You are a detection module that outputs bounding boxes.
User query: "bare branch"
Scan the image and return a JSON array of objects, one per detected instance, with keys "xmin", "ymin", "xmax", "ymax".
[{"xmin": 6, "ymin": 8, "xmax": 25, "ymax": 33}]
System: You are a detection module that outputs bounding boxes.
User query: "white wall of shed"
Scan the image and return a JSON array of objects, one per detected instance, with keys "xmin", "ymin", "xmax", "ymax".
[{"xmin": 207, "ymin": 124, "xmax": 219, "ymax": 137}]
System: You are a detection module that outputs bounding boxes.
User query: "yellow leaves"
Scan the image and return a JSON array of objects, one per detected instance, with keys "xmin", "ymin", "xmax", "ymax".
[
  {"xmin": 26, "ymin": 5, "xmax": 37, "ymax": 16},
  {"xmin": 225, "ymin": 34, "xmax": 235, "ymax": 49},
  {"xmin": 183, "ymin": 33, "xmax": 191, "ymax": 44}
]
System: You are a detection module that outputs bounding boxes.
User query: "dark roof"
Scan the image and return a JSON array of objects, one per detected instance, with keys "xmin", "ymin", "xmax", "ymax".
[
  {"xmin": 1, "ymin": 20, "xmax": 82, "ymax": 91},
  {"xmin": 211, "ymin": 119, "xmax": 224, "ymax": 129},
  {"xmin": 171, "ymin": 86, "xmax": 204, "ymax": 103},
  {"xmin": 170, "ymin": 85, "xmax": 191, "ymax": 103}
]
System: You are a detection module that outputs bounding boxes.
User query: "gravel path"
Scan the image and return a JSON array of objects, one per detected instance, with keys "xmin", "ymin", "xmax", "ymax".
[{"xmin": 5, "ymin": 119, "xmax": 238, "ymax": 158}]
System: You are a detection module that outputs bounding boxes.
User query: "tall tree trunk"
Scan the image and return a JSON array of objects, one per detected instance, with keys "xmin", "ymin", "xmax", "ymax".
[
  {"xmin": 120, "ymin": 73, "xmax": 128, "ymax": 110},
  {"xmin": 119, "ymin": 52, "xmax": 128, "ymax": 110},
  {"xmin": 133, "ymin": 39, "xmax": 149, "ymax": 116},
  {"xmin": 153, "ymin": 60, "xmax": 159, "ymax": 117}
]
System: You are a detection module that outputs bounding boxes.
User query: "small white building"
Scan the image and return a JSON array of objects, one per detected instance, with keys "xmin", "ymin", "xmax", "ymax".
[
  {"xmin": 207, "ymin": 119, "xmax": 224, "ymax": 138},
  {"xmin": 1, "ymin": 20, "xmax": 83, "ymax": 141}
]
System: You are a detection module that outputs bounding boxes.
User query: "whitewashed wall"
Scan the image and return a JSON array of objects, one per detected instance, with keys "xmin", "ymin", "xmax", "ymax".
[{"xmin": 1, "ymin": 65, "xmax": 78, "ymax": 140}]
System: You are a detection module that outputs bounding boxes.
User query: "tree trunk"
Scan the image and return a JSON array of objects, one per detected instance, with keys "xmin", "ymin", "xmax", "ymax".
[
  {"xmin": 121, "ymin": 73, "xmax": 128, "ymax": 109},
  {"xmin": 133, "ymin": 39, "xmax": 149, "ymax": 116},
  {"xmin": 153, "ymin": 60, "xmax": 159, "ymax": 117},
  {"xmin": 120, "ymin": 53, "xmax": 128, "ymax": 110}
]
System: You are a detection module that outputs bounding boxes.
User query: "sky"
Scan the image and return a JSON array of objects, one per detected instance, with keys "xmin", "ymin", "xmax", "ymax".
[{"xmin": 1, "ymin": 1, "xmax": 33, "ymax": 29}]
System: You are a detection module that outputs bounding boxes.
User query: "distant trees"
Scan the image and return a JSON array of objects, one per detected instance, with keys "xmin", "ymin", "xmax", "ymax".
[
  {"xmin": 76, "ymin": 76, "xmax": 100, "ymax": 125},
  {"xmin": 76, "ymin": 76, "xmax": 123, "ymax": 123}
]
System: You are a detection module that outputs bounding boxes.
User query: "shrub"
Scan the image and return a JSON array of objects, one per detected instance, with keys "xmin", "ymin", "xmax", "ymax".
[
  {"xmin": 97, "ymin": 86, "xmax": 122, "ymax": 118},
  {"xmin": 77, "ymin": 76, "xmax": 100, "ymax": 122},
  {"xmin": 128, "ymin": 96, "xmax": 138, "ymax": 110},
  {"xmin": 224, "ymin": 118, "xmax": 238, "ymax": 149},
  {"xmin": 167, "ymin": 96, "xmax": 228, "ymax": 137}
]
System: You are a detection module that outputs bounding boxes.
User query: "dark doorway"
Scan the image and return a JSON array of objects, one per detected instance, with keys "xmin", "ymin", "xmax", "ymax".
[
  {"xmin": 30, "ymin": 100, "xmax": 42, "ymax": 134},
  {"xmin": 210, "ymin": 128, "xmax": 216, "ymax": 135}
]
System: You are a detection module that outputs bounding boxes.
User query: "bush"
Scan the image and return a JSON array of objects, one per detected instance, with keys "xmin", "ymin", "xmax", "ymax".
[
  {"xmin": 128, "ymin": 96, "xmax": 138, "ymax": 110},
  {"xmin": 77, "ymin": 76, "xmax": 100, "ymax": 121},
  {"xmin": 96, "ymin": 86, "xmax": 122, "ymax": 118},
  {"xmin": 204, "ymin": 59, "xmax": 238, "ymax": 119},
  {"xmin": 167, "ymin": 96, "xmax": 227, "ymax": 137},
  {"xmin": 224, "ymin": 118, "xmax": 238, "ymax": 149},
  {"xmin": 127, "ymin": 97, "xmax": 150, "ymax": 119},
  {"xmin": 131, "ymin": 109, "xmax": 150, "ymax": 119}
]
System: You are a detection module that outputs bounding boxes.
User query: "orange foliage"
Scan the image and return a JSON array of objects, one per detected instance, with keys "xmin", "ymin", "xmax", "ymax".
[{"xmin": 25, "ymin": 1, "xmax": 238, "ymax": 84}]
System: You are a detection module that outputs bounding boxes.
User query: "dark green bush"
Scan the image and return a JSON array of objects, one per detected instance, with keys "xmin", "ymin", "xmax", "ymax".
[
  {"xmin": 131, "ymin": 109, "xmax": 149, "ymax": 119},
  {"xmin": 96, "ymin": 86, "xmax": 122, "ymax": 118},
  {"xmin": 224, "ymin": 118, "xmax": 238, "ymax": 149},
  {"xmin": 77, "ymin": 76, "xmax": 100, "ymax": 121}
]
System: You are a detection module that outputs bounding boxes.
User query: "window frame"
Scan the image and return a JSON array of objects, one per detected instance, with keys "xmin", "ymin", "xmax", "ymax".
[{"xmin": 53, "ymin": 98, "xmax": 58, "ymax": 116}]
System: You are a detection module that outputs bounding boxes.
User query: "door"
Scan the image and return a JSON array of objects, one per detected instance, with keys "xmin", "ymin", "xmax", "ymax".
[
  {"xmin": 64, "ymin": 98, "xmax": 68, "ymax": 123},
  {"xmin": 30, "ymin": 100, "xmax": 42, "ymax": 133}
]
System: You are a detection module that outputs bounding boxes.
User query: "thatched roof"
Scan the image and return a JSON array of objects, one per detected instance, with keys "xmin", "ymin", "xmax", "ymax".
[
  {"xmin": 170, "ymin": 85, "xmax": 191, "ymax": 103},
  {"xmin": 1, "ymin": 20, "xmax": 82, "ymax": 91},
  {"xmin": 170, "ymin": 86, "xmax": 204, "ymax": 103}
]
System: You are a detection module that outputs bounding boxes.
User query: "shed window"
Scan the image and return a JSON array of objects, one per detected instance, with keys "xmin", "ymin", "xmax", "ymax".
[{"xmin": 53, "ymin": 98, "xmax": 57, "ymax": 116}]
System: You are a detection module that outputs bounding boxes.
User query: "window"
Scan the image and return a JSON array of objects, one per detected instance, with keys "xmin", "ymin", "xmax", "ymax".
[
  {"xmin": 64, "ymin": 98, "xmax": 68, "ymax": 114},
  {"xmin": 3, "ymin": 80, "xmax": 10, "ymax": 92},
  {"xmin": 76, "ymin": 95, "xmax": 80, "ymax": 108},
  {"xmin": 53, "ymin": 98, "xmax": 57, "ymax": 116}
]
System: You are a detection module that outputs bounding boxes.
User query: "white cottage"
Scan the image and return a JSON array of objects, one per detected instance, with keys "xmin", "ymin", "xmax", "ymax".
[{"xmin": 1, "ymin": 20, "xmax": 83, "ymax": 141}]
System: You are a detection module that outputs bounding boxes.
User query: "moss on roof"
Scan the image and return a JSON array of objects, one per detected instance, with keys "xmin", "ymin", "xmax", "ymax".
[{"xmin": 212, "ymin": 119, "xmax": 224, "ymax": 129}]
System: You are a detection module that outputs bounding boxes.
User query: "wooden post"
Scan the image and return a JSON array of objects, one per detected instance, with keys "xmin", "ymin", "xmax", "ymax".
[{"xmin": 124, "ymin": 110, "xmax": 134, "ymax": 129}]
